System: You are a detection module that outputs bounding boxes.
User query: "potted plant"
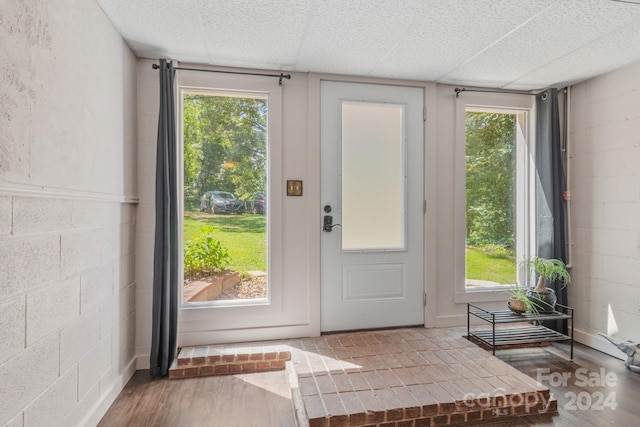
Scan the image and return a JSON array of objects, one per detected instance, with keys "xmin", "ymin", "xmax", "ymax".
[
  {"xmin": 524, "ymin": 257, "xmax": 570, "ymax": 313},
  {"xmin": 507, "ymin": 286, "xmax": 540, "ymax": 317}
]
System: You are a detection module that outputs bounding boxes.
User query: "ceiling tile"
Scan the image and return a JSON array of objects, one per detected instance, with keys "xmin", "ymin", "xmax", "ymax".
[
  {"xmin": 294, "ymin": 0, "xmax": 424, "ymax": 75},
  {"xmin": 506, "ymin": 22, "xmax": 640, "ymax": 90},
  {"xmin": 441, "ymin": 0, "xmax": 640, "ymax": 88},
  {"xmin": 369, "ymin": 0, "xmax": 554, "ymax": 81},
  {"xmin": 95, "ymin": 0, "xmax": 640, "ymax": 90},
  {"xmin": 197, "ymin": 0, "xmax": 313, "ymax": 69}
]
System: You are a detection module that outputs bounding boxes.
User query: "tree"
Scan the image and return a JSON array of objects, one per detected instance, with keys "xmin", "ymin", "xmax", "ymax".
[
  {"xmin": 182, "ymin": 94, "xmax": 267, "ymax": 210},
  {"xmin": 465, "ymin": 112, "xmax": 516, "ymax": 251}
]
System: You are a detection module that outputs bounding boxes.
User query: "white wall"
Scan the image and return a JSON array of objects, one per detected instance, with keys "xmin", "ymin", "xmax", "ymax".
[
  {"xmin": 0, "ymin": 1, "xmax": 138, "ymax": 426},
  {"xmin": 568, "ymin": 61, "xmax": 640, "ymax": 357}
]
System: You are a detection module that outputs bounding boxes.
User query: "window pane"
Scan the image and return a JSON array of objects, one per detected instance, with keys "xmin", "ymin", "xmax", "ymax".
[
  {"xmin": 465, "ymin": 111, "xmax": 517, "ymax": 286},
  {"xmin": 341, "ymin": 101, "xmax": 405, "ymax": 251},
  {"xmin": 182, "ymin": 92, "xmax": 268, "ymax": 304}
]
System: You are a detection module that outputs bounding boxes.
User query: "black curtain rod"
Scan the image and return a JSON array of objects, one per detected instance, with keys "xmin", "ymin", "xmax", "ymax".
[
  {"xmin": 454, "ymin": 87, "xmax": 545, "ymax": 99},
  {"xmin": 152, "ymin": 63, "xmax": 292, "ymax": 86}
]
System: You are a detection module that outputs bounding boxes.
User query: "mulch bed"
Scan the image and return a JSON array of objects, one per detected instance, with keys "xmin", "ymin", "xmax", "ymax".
[{"xmin": 214, "ymin": 275, "xmax": 267, "ymax": 300}]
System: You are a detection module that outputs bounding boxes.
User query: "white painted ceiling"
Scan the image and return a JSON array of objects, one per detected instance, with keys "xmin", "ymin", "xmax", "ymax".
[{"xmin": 96, "ymin": 0, "xmax": 640, "ymax": 90}]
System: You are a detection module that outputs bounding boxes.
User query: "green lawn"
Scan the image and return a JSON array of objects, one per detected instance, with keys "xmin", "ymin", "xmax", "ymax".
[
  {"xmin": 184, "ymin": 212, "xmax": 266, "ymax": 272},
  {"xmin": 466, "ymin": 246, "xmax": 516, "ymax": 285}
]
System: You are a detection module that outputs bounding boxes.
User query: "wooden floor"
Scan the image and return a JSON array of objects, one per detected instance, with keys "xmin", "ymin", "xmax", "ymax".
[
  {"xmin": 496, "ymin": 341, "xmax": 640, "ymax": 426},
  {"xmin": 99, "ymin": 333, "xmax": 640, "ymax": 427},
  {"xmin": 98, "ymin": 370, "xmax": 297, "ymax": 427}
]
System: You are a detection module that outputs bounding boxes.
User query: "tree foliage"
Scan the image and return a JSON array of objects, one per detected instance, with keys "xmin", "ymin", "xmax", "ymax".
[
  {"xmin": 465, "ymin": 112, "xmax": 516, "ymax": 250},
  {"xmin": 183, "ymin": 94, "xmax": 267, "ymax": 210}
]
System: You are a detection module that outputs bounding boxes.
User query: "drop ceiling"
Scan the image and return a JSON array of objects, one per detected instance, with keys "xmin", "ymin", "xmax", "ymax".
[{"xmin": 96, "ymin": 0, "xmax": 640, "ymax": 90}]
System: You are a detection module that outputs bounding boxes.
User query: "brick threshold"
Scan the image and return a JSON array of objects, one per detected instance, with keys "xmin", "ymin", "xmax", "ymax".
[{"xmin": 169, "ymin": 343, "xmax": 291, "ymax": 379}]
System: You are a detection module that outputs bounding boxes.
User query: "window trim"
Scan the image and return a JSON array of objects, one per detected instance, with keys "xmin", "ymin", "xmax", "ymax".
[{"xmin": 453, "ymin": 92, "xmax": 536, "ymax": 303}]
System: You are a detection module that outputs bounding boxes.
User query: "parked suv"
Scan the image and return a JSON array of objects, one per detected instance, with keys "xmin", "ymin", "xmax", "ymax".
[
  {"xmin": 200, "ymin": 191, "xmax": 243, "ymax": 214},
  {"xmin": 244, "ymin": 192, "xmax": 266, "ymax": 214}
]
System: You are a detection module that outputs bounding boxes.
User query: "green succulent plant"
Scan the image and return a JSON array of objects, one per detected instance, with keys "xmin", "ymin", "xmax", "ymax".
[{"xmin": 526, "ymin": 257, "xmax": 570, "ymax": 293}]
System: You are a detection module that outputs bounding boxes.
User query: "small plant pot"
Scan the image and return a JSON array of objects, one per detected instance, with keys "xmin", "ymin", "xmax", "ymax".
[
  {"xmin": 507, "ymin": 297, "xmax": 526, "ymax": 314},
  {"xmin": 526, "ymin": 288, "xmax": 557, "ymax": 313}
]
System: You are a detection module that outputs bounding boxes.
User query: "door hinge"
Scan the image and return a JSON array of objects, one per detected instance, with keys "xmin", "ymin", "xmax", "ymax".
[
  {"xmin": 423, "ymin": 108, "xmax": 427, "ymax": 122},
  {"xmin": 423, "ymin": 200, "xmax": 427, "ymax": 214},
  {"xmin": 423, "ymin": 292, "xmax": 427, "ymax": 306}
]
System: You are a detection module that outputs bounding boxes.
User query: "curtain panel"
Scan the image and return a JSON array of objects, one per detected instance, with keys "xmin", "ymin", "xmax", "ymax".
[
  {"xmin": 535, "ymin": 88, "xmax": 569, "ymax": 334},
  {"xmin": 150, "ymin": 59, "xmax": 179, "ymax": 377}
]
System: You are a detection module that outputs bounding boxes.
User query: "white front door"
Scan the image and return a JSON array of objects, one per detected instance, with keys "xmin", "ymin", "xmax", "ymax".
[{"xmin": 320, "ymin": 81, "xmax": 424, "ymax": 332}]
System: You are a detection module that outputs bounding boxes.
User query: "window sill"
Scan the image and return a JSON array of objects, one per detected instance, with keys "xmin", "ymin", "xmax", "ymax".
[{"xmin": 454, "ymin": 286, "xmax": 511, "ymax": 304}]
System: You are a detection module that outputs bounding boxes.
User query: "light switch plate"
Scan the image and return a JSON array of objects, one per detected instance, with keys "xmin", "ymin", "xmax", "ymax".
[{"xmin": 287, "ymin": 180, "xmax": 303, "ymax": 196}]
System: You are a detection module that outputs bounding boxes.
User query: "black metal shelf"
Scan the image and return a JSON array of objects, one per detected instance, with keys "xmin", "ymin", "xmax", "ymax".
[{"xmin": 467, "ymin": 303, "xmax": 574, "ymax": 359}]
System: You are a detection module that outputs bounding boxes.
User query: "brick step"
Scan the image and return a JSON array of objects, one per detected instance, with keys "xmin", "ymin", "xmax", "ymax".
[
  {"xmin": 295, "ymin": 388, "xmax": 557, "ymax": 427},
  {"xmin": 169, "ymin": 343, "xmax": 292, "ymax": 379}
]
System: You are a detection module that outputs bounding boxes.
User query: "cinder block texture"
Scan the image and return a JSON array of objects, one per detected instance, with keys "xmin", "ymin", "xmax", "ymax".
[
  {"xmin": 117, "ymin": 253, "xmax": 136, "ymax": 290},
  {"xmin": 0, "ymin": 296, "xmax": 26, "ymax": 364},
  {"xmin": 64, "ymin": 383, "xmax": 100, "ymax": 427},
  {"xmin": 26, "ymin": 278, "xmax": 80, "ymax": 346},
  {"xmin": 80, "ymin": 264, "xmax": 114, "ymax": 313},
  {"xmin": 73, "ymin": 200, "xmax": 119, "ymax": 229},
  {"xmin": 0, "ymin": 196, "xmax": 11, "ymax": 235},
  {"xmin": 12, "ymin": 197, "xmax": 73, "ymax": 235},
  {"xmin": 78, "ymin": 336, "xmax": 112, "ymax": 399},
  {"xmin": 61, "ymin": 230, "xmax": 103, "ymax": 279},
  {"xmin": 0, "ymin": 234, "xmax": 60, "ymax": 300},
  {"xmin": 570, "ymin": 60, "xmax": 640, "ymax": 339},
  {"xmin": 60, "ymin": 309, "xmax": 100, "ymax": 373},
  {"xmin": 23, "ymin": 367, "xmax": 78, "ymax": 427},
  {"xmin": 100, "ymin": 292, "xmax": 119, "ymax": 339},
  {"xmin": 117, "ymin": 312, "xmax": 136, "ymax": 369},
  {"xmin": 0, "ymin": 335, "xmax": 59, "ymax": 425}
]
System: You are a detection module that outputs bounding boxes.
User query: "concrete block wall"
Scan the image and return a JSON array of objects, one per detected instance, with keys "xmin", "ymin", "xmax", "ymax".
[
  {"xmin": 569, "ymin": 60, "xmax": 640, "ymax": 353},
  {"xmin": 0, "ymin": 0, "xmax": 138, "ymax": 425},
  {"xmin": 0, "ymin": 198, "xmax": 136, "ymax": 427}
]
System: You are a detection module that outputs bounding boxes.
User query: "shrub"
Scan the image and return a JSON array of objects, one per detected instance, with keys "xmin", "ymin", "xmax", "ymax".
[{"xmin": 184, "ymin": 226, "xmax": 231, "ymax": 279}]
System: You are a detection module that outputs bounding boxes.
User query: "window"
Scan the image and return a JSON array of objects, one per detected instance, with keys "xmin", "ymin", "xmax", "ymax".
[
  {"xmin": 455, "ymin": 94, "xmax": 534, "ymax": 301},
  {"xmin": 181, "ymin": 90, "xmax": 269, "ymax": 306}
]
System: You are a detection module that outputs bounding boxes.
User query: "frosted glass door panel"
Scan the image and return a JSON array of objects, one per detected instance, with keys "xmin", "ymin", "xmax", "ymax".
[{"xmin": 341, "ymin": 101, "xmax": 406, "ymax": 251}]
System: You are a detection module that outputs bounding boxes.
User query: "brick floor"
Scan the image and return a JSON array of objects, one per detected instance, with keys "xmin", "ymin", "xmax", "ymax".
[{"xmin": 171, "ymin": 327, "xmax": 557, "ymax": 426}]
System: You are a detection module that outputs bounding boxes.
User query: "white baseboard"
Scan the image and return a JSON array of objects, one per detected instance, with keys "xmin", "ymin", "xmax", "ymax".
[
  {"xmin": 573, "ymin": 328, "xmax": 626, "ymax": 361},
  {"xmin": 79, "ymin": 358, "xmax": 137, "ymax": 427},
  {"xmin": 136, "ymin": 347, "xmax": 151, "ymax": 370}
]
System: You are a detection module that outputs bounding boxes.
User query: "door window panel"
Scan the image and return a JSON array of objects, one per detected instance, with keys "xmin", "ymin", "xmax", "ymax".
[{"xmin": 341, "ymin": 101, "xmax": 406, "ymax": 251}]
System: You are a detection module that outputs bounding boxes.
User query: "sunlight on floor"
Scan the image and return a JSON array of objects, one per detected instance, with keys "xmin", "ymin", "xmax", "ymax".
[{"xmin": 236, "ymin": 371, "xmax": 293, "ymax": 399}]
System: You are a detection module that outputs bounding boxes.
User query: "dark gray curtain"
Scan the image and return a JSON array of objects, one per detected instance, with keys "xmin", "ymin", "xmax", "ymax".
[
  {"xmin": 535, "ymin": 88, "xmax": 568, "ymax": 333},
  {"xmin": 150, "ymin": 59, "xmax": 179, "ymax": 377}
]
